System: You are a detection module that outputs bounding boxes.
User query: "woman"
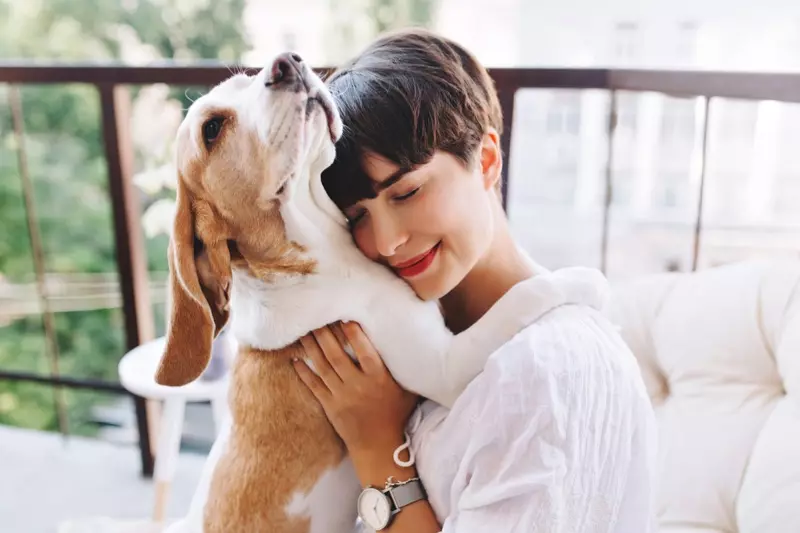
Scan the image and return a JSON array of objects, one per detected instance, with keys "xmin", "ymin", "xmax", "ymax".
[{"xmin": 292, "ymin": 29, "xmax": 657, "ymax": 532}]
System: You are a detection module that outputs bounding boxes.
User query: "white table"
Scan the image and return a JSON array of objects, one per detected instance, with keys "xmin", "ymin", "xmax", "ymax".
[{"xmin": 118, "ymin": 336, "xmax": 230, "ymax": 522}]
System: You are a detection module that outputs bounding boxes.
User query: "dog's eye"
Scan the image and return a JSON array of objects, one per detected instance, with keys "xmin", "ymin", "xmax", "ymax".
[{"xmin": 203, "ymin": 117, "xmax": 224, "ymax": 146}]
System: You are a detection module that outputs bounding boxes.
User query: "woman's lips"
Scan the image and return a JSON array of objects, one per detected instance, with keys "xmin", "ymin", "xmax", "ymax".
[{"xmin": 392, "ymin": 243, "xmax": 441, "ymax": 278}]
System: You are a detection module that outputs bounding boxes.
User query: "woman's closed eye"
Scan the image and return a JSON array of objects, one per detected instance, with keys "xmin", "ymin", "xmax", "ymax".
[
  {"xmin": 393, "ymin": 186, "xmax": 420, "ymax": 201},
  {"xmin": 346, "ymin": 208, "xmax": 367, "ymax": 227},
  {"xmin": 345, "ymin": 186, "xmax": 420, "ymax": 227}
]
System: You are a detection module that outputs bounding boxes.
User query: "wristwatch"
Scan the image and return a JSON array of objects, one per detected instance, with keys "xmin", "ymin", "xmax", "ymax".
[{"xmin": 357, "ymin": 476, "xmax": 427, "ymax": 530}]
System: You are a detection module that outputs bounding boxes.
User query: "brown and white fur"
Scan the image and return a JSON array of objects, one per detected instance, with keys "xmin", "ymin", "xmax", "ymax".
[{"xmin": 157, "ymin": 54, "xmax": 506, "ymax": 533}]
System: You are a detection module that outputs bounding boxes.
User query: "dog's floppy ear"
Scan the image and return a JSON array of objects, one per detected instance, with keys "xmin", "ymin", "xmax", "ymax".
[{"xmin": 155, "ymin": 175, "xmax": 231, "ymax": 386}]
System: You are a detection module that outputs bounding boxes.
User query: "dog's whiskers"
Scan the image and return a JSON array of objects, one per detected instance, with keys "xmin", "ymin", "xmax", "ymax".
[{"xmin": 183, "ymin": 88, "xmax": 204, "ymax": 106}]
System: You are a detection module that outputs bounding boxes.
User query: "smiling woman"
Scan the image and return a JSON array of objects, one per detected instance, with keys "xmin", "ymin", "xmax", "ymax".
[
  {"xmin": 300, "ymin": 28, "xmax": 658, "ymax": 533},
  {"xmin": 321, "ymin": 36, "xmax": 507, "ymax": 306}
]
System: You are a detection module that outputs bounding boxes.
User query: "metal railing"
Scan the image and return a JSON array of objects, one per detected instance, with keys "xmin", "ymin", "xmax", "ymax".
[{"xmin": 1, "ymin": 62, "xmax": 799, "ymax": 476}]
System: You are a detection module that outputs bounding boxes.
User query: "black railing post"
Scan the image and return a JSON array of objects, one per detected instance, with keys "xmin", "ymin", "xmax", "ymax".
[
  {"xmin": 691, "ymin": 97, "xmax": 712, "ymax": 271},
  {"xmin": 498, "ymin": 83, "xmax": 517, "ymax": 212},
  {"xmin": 600, "ymin": 91, "xmax": 618, "ymax": 275},
  {"xmin": 98, "ymin": 83, "xmax": 155, "ymax": 478}
]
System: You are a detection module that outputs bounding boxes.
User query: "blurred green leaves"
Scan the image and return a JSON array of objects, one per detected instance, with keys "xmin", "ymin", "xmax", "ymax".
[{"xmin": 0, "ymin": 0, "xmax": 246, "ymax": 436}]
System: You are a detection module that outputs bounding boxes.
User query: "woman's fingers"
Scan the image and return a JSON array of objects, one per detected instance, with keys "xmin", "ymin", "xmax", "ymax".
[
  {"xmin": 299, "ymin": 333, "xmax": 341, "ymax": 392},
  {"xmin": 341, "ymin": 322, "xmax": 386, "ymax": 376},
  {"xmin": 330, "ymin": 322, "xmax": 363, "ymax": 368},
  {"xmin": 292, "ymin": 355, "xmax": 332, "ymax": 404},
  {"xmin": 329, "ymin": 322, "xmax": 358, "ymax": 366},
  {"xmin": 312, "ymin": 325, "xmax": 362, "ymax": 381}
]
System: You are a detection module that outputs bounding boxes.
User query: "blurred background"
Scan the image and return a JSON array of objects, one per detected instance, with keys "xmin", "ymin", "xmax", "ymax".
[{"xmin": 1, "ymin": 0, "xmax": 799, "ymax": 531}]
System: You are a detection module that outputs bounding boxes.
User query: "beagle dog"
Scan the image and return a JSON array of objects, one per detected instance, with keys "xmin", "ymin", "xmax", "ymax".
[{"xmin": 156, "ymin": 53, "xmax": 505, "ymax": 533}]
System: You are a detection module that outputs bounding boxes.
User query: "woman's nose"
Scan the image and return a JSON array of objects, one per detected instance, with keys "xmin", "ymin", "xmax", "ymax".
[{"xmin": 372, "ymin": 211, "xmax": 408, "ymax": 258}]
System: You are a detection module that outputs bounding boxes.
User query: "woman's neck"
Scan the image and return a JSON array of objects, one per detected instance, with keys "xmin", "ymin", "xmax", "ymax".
[{"xmin": 439, "ymin": 208, "xmax": 534, "ymax": 334}]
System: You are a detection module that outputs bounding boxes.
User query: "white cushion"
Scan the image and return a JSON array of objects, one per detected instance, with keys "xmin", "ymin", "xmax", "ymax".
[{"xmin": 606, "ymin": 260, "xmax": 800, "ymax": 533}]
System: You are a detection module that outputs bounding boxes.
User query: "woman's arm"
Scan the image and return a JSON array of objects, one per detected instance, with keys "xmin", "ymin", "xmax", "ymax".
[{"xmin": 294, "ymin": 321, "xmax": 441, "ymax": 532}]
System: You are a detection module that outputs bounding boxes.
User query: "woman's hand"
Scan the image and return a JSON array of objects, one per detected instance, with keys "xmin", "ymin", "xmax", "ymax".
[
  {"xmin": 294, "ymin": 322, "xmax": 442, "ymax": 532},
  {"xmin": 293, "ymin": 321, "xmax": 419, "ymax": 456}
]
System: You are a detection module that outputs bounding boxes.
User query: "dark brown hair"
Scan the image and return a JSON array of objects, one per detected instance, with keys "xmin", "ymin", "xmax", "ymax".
[{"xmin": 321, "ymin": 28, "xmax": 503, "ymax": 209}]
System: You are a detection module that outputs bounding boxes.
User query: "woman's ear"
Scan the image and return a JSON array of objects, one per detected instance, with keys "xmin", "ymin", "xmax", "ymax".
[{"xmin": 479, "ymin": 128, "xmax": 502, "ymax": 192}]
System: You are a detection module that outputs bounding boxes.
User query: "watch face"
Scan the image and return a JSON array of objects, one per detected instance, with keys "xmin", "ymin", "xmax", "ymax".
[{"xmin": 357, "ymin": 487, "xmax": 392, "ymax": 529}]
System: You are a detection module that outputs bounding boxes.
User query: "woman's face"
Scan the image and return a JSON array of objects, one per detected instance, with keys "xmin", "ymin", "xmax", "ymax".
[{"xmin": 343, "ymin": 132, "xmax": 502, "ymax": 301}]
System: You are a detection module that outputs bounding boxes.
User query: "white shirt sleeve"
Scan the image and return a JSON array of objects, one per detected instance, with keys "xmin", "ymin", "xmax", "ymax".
[{"xmin": 439, "ymin": 308, "xmax": 656, "ymax": 533}]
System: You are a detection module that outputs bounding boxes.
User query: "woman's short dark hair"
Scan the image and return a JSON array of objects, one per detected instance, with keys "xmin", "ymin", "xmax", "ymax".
[{"xmin": 321, "ymin": 28, "xmax": 503, "ymax": 209}]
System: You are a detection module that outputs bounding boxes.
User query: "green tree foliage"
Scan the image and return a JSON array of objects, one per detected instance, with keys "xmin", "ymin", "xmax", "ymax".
[
  {"xmin": 325, "ymin": 0, "xmax": 439, "ymax": 66},
  {"xmin": 369, "ymin": 0, "xmax": 438, "ymax": 34},
  {"xmin": 0, "ymin": 0, "xmax": 247, "ymax": 435}
]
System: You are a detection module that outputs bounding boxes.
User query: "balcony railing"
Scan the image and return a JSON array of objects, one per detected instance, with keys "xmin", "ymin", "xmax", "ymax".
[{"xmin": 1, "ymin": 62, "xmax": 799, "ymax": 477}]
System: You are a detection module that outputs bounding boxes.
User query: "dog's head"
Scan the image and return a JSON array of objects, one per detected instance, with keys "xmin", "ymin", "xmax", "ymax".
[{"xmin": 155, "ymin": 53, "xmax": 343, "ymax": 387}]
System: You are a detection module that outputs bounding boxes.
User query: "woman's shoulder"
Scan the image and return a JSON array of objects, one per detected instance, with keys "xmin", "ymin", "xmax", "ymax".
[
  {"xmin": 415, "ymin": 303, "xmax": 653, "ymax": 452},
  {"xmin": 474, "ymin": 303, "xmax": 646, "ymax": 397},
  {"xmin": 424, "ymin": 303, "xmax": 655, "ymax": 461}
]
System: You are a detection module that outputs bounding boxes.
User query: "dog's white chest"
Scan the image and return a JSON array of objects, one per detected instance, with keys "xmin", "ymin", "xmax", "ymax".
[{"xmin": 284, "ymin": 458, "xmax": 362, "ymax": 533}]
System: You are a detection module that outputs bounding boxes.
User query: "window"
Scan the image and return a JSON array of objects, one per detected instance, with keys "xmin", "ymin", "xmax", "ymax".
[
  {"xmin": 716, "ymin": 101, "xmax": 758, "ymax": 143},
  {"xmin": 660, "ymin": 100, "xmax": 696, "ymax": 142},
  {"xmin": 281, "ymin": 30, "xmax": 297, "ymax": 52},
  {"xmin": 611, "ymin": 170, "xmax": 635, "ymax": 207},
  {"xmin": 613, "ymin": 22, "xmax": 640, "ymax": 64},
  {"xmin": 615, "ymin": 93, "xmax": 639, "ymax": 135},
  {"xmin": 653, "ymin": 171, "xmax": 690, "ymax": 210},
  {"xmin": 777, "ymin": 102, "xmax": 800, "ymax": 160},
  {"xmin": 535, "ymin": 169, "xmax": 579, "ymax": 206},
  {"xmin": 676, "ymin": 22, "xmax": 698, "ymax": 64},
  {"xmin": 544, "ymin": 92, "xmax": 582, "ymax": 136},
  {"xmin": 705, "ymin": 171, "xmax": 749, "ymax": 222},
  {"xmin": 773, "ymin": 172, "xmax": 800, "ymax": 219},
  {"xmin": 545, "ymin": 109, "xmax": 581, "ymax": 135}
]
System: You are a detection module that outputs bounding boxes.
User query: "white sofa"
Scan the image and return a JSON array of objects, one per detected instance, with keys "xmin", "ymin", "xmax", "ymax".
[{"xmin": 606, "ymin": 260, "xmax": 800, "ymax": 533}]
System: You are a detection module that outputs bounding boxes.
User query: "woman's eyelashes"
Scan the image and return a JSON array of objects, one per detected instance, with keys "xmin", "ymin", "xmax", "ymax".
[
  {"xmin": 393, "ymin": 186, "xmax": 421, "ymax": 201},
  {"xmin": 346, "ymin": 185, "xmax": 421, "ymax": 227},
  {"xmin": 347, "ymin": 209, "xmax": 367, "ymax": 227}
]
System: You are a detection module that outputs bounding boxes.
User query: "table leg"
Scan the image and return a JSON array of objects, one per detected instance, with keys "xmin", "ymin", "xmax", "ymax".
[{"xmin": 152, "ymin": 397, "xmax": 185, "ymax": 522}]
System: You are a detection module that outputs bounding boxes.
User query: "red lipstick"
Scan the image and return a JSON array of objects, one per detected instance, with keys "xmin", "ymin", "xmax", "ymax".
[{"xmin": 392, "ymin": 243, "xmax": 440, "ymax": 278}]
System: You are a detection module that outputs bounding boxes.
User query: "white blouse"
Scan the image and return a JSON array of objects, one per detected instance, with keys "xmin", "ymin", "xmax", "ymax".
[{"xmin": 405, "ymin": 266, "xmax": 658, "ymax": 533}]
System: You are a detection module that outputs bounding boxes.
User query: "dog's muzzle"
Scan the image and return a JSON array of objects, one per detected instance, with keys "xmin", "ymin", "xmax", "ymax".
[{"xmin": 266, "ymin": 52, "xmax": 308, "ymax": 92}]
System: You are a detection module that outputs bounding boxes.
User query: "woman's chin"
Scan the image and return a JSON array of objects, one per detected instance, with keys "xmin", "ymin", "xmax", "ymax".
[
  {"xmin": 406, "ymin": 273, "xmax": 453, "ymax": 302},
  {"xmin": 400, "ymin": 251, "xmax": 462, "ymax": 302}
]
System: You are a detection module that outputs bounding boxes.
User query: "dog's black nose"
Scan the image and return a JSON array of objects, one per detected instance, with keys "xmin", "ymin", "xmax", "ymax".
[{"xmin": 267, "ymin": 52, "xmax": 304, "ymax": 87}]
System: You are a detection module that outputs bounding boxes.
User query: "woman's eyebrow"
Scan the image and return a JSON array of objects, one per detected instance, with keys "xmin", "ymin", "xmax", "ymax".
[{"xmin": 374, "ymin": 166, "xmax": 413, "ymax": 192}]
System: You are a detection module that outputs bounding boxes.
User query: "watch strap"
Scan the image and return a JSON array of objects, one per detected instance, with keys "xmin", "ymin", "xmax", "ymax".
[{"xmin": 387, "ymin": 478, "xmax": 426, "ymax": 512}]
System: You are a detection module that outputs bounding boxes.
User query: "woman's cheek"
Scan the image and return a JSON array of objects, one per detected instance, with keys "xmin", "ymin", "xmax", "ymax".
[
  {"xmin": 417, "ymin": 186, "xmax": 457, "ymax": 231},
  {"xmin": 352, "ymin": 224, "xmax": 378, "ymax": 261}
]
